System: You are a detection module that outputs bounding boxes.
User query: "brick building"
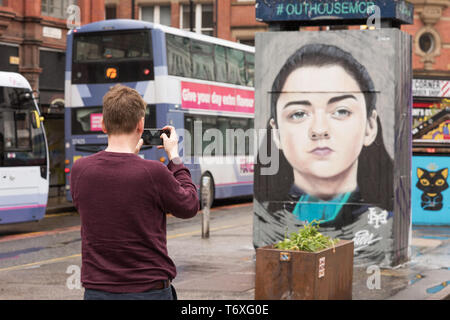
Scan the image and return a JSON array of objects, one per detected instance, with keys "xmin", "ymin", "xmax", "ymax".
[
  {"xmin": 104, "ymin": 0, "xmax": 267, "ymax": 45},
  {"xmin": 402, "ymin": 0, "xmax": 450, "ymax": 129},
  {"xmin": 0, "ymin": 0, "xmax": 104, "ymax": 194}
]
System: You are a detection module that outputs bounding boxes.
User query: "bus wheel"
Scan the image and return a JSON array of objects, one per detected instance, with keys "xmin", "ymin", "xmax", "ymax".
[{"xmin": 200, "ymin": 173, "xmax": 214, "ymax": 209}]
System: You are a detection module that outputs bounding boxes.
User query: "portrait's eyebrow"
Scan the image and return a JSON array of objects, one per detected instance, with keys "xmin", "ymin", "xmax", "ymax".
[
  {"xmin": 327, "ymin": 94, "xmax": 357, "ymax": 105},
  {"xmin": 283, "ymin": 100, "xmax": 312, "ymax": 109}
]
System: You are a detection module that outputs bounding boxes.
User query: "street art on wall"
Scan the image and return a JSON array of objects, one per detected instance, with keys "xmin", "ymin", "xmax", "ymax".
[
  {"xmin": 421, "ymin": 120, "xmax": 450, "ymax": 140},
  {"xmin": 413, "ymin": 156, "xmax": 450, "ymax": 225},
  {"xmin": 253, "ymin": 30, "xmax": 412, "ymax": 267},
  {"xmin": 417, "ymin": 167, "xmax": 448, "ymax": 211}
]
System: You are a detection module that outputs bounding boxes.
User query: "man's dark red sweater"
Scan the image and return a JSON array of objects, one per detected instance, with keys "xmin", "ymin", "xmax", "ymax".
[{"xmin": 70, "ymin": 151, "xmax": 199, "ymax": 293}]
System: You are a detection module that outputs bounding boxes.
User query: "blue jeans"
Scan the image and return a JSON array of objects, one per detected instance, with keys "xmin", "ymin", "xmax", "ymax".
[{"xmin": 84, "ymin": 285, "xmax": 176, "ymax": 300}]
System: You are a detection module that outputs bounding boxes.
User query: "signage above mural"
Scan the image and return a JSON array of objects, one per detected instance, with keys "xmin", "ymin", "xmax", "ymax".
[{"xmin": 255, "ymin": 0, "xmax": 414, "ymax": 25}]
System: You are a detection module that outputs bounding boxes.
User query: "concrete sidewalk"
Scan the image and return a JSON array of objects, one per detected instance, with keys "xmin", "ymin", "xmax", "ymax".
[{"xmin": 169, "ymin": 206, "xmax": 450, "ymax": 300}]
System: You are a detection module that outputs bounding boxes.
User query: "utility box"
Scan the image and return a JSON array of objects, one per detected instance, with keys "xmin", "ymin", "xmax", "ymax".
[
  {"xmin": 255, "ymin": 240, "xmax": 354, "ymax": 300},
  {"xmin": 253, "ymin": 27, "xmax": 412, "ymax": 268}
]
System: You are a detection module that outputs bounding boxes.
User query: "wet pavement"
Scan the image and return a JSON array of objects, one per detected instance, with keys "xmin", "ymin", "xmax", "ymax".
[
  {"xmin": 0, "ymin": 198, "xmax": 448, "ymax": 300},
  {"xmin": 172, "ymin": 209, "xmax": 450, "ymax": 300}
]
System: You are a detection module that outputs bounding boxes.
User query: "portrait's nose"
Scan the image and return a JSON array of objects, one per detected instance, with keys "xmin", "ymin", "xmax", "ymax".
[{"xmin": 309, "ymin": 113, "xmax": 330, "ymax": 141}]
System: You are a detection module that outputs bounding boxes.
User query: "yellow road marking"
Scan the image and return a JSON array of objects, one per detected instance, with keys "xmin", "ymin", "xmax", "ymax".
[
  {"xmin": 45, "ymin": 212, "xmax": 76, "ymax": 219},
  {"xmin": 0, "ymin": 254, "xmax": 81, "ymax": 272},
  {"xmin": 0, "ymin": 225, "xmax": 80, "ymax": 243}
]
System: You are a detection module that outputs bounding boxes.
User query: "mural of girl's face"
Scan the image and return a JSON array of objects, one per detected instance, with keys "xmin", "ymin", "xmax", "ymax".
[{"xmin": 271, "ymin": 65, "xmax": 378, "ymax": 183}]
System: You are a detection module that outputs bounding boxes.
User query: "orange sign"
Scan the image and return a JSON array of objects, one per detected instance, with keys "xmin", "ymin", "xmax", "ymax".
[{"xmin": 106, "ymin": 67, "xmax": 117, "ymax": 79}]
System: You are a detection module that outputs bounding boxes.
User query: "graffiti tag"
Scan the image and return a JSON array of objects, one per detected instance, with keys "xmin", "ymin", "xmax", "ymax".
[
  {"xmin": 353, "ymin": 230, "xmax": 382, "ymax": 252},
  {"xmin": 367, "ymin": 208, "xmax": 388, "ymax": 229}
]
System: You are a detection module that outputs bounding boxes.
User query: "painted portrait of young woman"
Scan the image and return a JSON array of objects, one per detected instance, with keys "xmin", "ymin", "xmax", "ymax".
[{"xmin": 253, "ymin": 42, "xmax": 397, "ymax": 267}]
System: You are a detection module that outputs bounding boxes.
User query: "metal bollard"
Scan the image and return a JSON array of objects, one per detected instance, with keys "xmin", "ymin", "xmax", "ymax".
[{"xmin": 201, "ymin": 175, "xmax": 211, "ymax": 239}]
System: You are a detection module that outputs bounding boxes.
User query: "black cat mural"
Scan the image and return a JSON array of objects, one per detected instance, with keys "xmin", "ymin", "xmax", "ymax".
[{"xmin": 416, "ymin": 168, "xmax": 449, "ymax": 211}]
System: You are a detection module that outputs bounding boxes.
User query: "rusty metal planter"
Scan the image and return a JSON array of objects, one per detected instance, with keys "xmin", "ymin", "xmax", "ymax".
[{"xmin": 255, "ymin": 240, "xmax": 354, "ymax": 300}]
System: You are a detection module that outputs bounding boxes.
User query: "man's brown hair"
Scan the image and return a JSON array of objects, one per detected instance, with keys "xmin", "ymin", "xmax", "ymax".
[{"xmin": 102, "ymin": 84, "xmax": 146, "ymax": 135}]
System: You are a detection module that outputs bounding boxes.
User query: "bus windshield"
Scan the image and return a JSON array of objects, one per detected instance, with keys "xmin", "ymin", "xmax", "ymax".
[
  {"xmin": 0, "ymin": 86, "xmax": 47, "ymax": 167},
  {"xmin": 74, "ymin": 31, "xmax": 151, "ymax": 62},
  {"xmin": 72, "ymin": 30, "xmax": 153, "ymax": 84}
]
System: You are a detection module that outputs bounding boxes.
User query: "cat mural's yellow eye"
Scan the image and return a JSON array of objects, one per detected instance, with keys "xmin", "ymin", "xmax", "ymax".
[
  {"xmin": 436, "ymin": 179, "xmax": 445, "ymax": 186},
  {"xmin": 420, "ymin": 179, "xmax": 430, "ymax": 186}
]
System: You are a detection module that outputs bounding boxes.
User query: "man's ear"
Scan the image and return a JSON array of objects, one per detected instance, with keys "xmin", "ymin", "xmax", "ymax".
[
  {"xmin": 269, "ymin": 118, "xmax": 282, "ymax": 150},
  {"xmin": 363, "ymin": 110, "xmax": 378, "ymax": 147},
  {"xmin": 101, "ymin": 118, "xmax": 107, "ymax": 134},
  {"xmin": 137, "ymin": 117, "xmax": 144, "ymax": 134}
]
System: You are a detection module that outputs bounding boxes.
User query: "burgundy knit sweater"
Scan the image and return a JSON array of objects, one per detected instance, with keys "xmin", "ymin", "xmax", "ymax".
[{"xmin": 70, "ymin": 151, "xmax": 199, "ymax": 293}]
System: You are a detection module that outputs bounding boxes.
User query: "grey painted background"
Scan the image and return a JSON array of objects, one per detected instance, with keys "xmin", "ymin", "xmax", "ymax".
[{"xmin": 254, "ymin": 29, "xmax": 412, "ymax": 267}]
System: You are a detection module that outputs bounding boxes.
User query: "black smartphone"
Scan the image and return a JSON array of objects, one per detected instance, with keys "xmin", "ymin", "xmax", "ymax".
[{"xmin": 141, "ymin": 128, "xmax": 170, "ymax": 146}]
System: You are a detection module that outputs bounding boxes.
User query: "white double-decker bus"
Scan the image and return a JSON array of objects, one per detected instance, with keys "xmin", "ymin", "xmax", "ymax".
[
  {"xmin": 0, "ymin": 72, "xmax": 49, "ymax": 224},
  {"xmin": 64, "ymin": 19, "xmax": 255, "ymax": 207}
]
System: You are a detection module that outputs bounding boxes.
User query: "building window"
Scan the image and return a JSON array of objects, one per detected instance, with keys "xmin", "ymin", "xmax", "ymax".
[
  {"xmin": 180, "ymin": 3, "xmax": 213, "ymax": 35},
  {"xmin": 418, "ymin": 32, "xmax": 435, "ymax": 54},
  {"xmin": 0, "ymin": 44, "xmax": 19, "ymax": 73},
  {"xmin": 238, "ymin": 39, "xmax": 255, "ymax": 47},
  {"xmin": 140, "ymin": 5, "xmax": 171, "ymax": 26},
  {"xmin": 42, "ymin": 0, "xmax": 78, "ymax": 19},
  {"xmin": 105, "ymin": 5, "xmax": 117, "ymax": 20}
]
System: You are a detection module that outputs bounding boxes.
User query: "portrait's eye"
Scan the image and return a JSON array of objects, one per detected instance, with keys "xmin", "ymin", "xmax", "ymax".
[
  {"xmin": 288, "ymin": 110, "xmax": 309, "ymax": 121},
  {"xmin": 420, "ymin": 179, "xmax": 430, "ymax": 186},
  {"xmin": 331, "ymin": 108, "xmax": 352, "ymax": 119},
  {"xmin": 436, "ymin": 179, "xmax": 445, "ymax": 186}
]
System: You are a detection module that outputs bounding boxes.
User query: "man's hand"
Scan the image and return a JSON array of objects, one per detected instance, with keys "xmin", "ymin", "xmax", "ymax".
[{"xmin": 158, "ymin": 125, "xmax": 179, "ymax": 161}]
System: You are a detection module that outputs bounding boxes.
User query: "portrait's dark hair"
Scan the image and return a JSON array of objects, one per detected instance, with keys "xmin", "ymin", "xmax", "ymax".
[
  {"xmin": 270, "ymin": 43, "xmax": 376, "ymax": 122},
  {"xmin": 255, "ymin": 44, "xmax": 394, "ymax": 213}
]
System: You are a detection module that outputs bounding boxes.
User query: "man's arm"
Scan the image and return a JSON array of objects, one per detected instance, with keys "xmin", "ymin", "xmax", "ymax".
[
  {"xmin": 158, "ymin": 126, "xmax": 199, "ymax": 218},
  {"xmin": 158, "ymin": 159, "xmax": 199, "ymax": 218}
]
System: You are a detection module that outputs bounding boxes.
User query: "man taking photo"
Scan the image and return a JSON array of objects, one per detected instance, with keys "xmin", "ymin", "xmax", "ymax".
[{"xmin": 70, "ymin": 84, "xmax": 199, "ymax": 300}]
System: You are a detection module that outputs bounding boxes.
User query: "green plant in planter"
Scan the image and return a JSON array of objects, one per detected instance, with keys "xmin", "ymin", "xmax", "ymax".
[{"xmin": 274, "ymin": 220, "xmax": 340, "ymax": 252}]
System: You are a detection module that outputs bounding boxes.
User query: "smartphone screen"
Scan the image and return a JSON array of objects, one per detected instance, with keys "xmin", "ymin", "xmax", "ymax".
[
  {"xmin": 141, "ymin": 129, "xmax": 170, "ymax": 146},
  {"xmin": 142, "ymin": 129, "xmax": 163, "ymax": 146}
]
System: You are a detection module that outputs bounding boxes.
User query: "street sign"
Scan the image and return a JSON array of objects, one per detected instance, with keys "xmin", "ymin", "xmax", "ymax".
[
  {"xmin": 255, "ymin": 0, "xmax": 414, "ymax": 25},
  {"xmin": 413, "ymin": 79, "xmax": 450, "ymax": 98}
]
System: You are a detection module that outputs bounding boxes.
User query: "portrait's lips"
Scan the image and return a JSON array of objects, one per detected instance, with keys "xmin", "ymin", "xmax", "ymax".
[{"xmin": 310, "ymin": 147, "xmax": 333, "ymax": 157}]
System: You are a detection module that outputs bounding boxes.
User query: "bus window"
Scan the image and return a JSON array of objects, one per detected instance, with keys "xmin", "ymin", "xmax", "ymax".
[
  {"xmin": 0, "ymin": 86, "xmax": 46, "ymax": 166},
  {"xmin": 215, "ymin": 45, "xmax": 227, "ymax": 83},
  {"xmin": 72, "ymin": 30, "xmax": 153, "ymax": 84},
  {"xmin": 226, "ymin": 48, "xmax": 245, "ymax": 86},
  {"xmin": 145, "ymin": 105, "xmax": 157, "ymax": 129},
  {"xmin": 191, "ymin": 39, "xmax": 214, "ymax": 81},
  {"xmin": 166, "ymin": 33, "xmax": 192, "ymax": 78},
  {"xmin": 74, "ymin": 31, "xmax": 150, "ymax": 62},
  {"xmin": 245, "ymin": 52, "xmax": 254, "ymax": 87},
  {"xmin": 71, "ymin": 105, "xmax": 155, "ymax": 135},
  {"xmin": 15, "ymin": 112, "xmax": 32, "ymax": 150},
  {"xmin": 72, "ymin": 107, "xmax": 103, "ymax": 135}
]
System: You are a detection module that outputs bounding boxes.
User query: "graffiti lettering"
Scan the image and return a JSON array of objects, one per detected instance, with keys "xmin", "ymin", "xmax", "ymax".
[
  {"xmin": 353, "ymin": 230, "xmax": 382, "ymax": 251},
  {"xmin": 367, "ymin": 208, "xmax": 388, "ymax": 229},
  {"xmin": 281, "ymin": 1, "xmax": 376, "ymax": 17}
]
